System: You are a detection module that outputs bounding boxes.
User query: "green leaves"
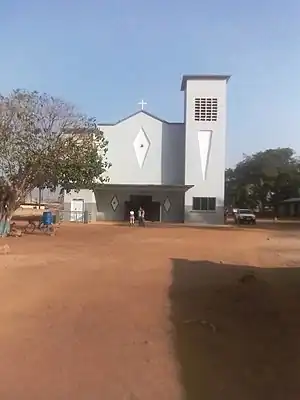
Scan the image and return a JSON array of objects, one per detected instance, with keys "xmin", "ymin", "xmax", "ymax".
[
  {"xmin": 225, "ymin": 148, "xmax": 300, "ymax": 210},
  {"xmin": 0, "ymin": 89, "xmax": 110, "ymax": 214}
]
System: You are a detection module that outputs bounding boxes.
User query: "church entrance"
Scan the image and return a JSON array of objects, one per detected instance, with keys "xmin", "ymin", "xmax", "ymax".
[{"xmin": 124, "ymin": 195, "xmax": 161, "ymax": 222}]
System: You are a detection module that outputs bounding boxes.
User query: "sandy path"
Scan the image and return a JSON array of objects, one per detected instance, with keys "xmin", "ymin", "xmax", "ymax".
[{"xmin": 0, "ymin": 224, "xmax": 299, "ymax": 399}]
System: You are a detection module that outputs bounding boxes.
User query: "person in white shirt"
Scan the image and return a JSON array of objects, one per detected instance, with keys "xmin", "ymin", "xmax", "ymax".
[{"xmin": 129, "ymin": 210, "xmax": 135, "ymax": 226}]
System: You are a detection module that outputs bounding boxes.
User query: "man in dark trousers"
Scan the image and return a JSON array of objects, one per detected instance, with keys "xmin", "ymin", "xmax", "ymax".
[{"xmin": 138, "ymin": 206, "xmax": 145, "ymax": 227}]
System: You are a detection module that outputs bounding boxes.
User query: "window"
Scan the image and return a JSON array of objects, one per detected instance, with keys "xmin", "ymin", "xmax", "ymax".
[
  {"xmin": 194, "ymin": 98, "xmax": 218, "ymax": 122},
  {"xmin": 192, "ymin": 197, "xmax": 216, "ymax": 211}
]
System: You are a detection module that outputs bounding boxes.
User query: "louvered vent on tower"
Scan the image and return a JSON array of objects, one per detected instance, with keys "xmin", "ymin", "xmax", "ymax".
[{"xmin": 194, "ymin": 97, "xmax": 218, "ymax": 122}]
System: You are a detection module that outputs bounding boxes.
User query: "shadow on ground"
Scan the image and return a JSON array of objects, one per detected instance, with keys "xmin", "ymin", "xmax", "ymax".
[{"xmin": 169, "ymin": 259, "xmax": 300, "ymax": 400}]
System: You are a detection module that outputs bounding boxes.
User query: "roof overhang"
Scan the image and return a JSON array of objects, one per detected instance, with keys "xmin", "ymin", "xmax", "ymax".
[
  {"xmin": 281, "ymin": 198, "xmax": 300, "ymax": 204},
  {"xmin": 94, "ymin": 184, "xmax": 193, "ymax": 193},
  {"xmin": 180, "ymin": 74, "xmax": 231, "ymax": 91}
]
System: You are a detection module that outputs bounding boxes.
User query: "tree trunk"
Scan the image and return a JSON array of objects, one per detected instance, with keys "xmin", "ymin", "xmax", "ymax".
[
  {"xmin": 0, "ymin": 198, "xmax": 18, "ymax": 237},
  {"xmin": 0, "ymin": 210, "xmax": 10, "ymax": 237},
  {"xmin": 0, "ymin": 220, "xmax": 9, "ymax": 237},
  {"xmin": 38, "ymin": 187, "xmax": 42, "ymax": 209}
]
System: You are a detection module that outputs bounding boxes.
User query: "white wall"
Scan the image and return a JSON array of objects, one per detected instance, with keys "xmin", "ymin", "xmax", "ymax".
[
  {"xmin": 64, "ymin": 190, "xmax": 96, "ymax": 204},
  {"xmin": 99, "ymin": 112, "xmax": 185, "ymax": 185},
  {"xmin": 184, "ymin": 77, "xmax": 229, "ymax": 222}
]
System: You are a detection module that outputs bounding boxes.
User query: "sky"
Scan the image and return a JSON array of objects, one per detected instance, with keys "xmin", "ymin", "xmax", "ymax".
[{"xmin": 1, "ymin": 0, "xmax": 300, "ymax": 166}]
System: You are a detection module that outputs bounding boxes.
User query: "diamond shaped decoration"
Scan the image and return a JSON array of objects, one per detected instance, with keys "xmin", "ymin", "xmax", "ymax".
[
  {"xmin": 164, "ymin": 197, "xmax": 171, "ymax": 212},
  {"xmin": 198, "ymin": 130, "xmax": 212, "ymax": 180},
  {"xmin": 133, "ymin": 128, "xmax": 150, "ymax": 168},
  {"xmin": 110, "ymin": 195, "xmax": 119, "ymax": 211}
]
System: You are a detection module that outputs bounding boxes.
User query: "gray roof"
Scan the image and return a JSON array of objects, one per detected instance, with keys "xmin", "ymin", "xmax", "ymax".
[
  {"xmin": 180, "ymin": 74, "xmax": 231, "ymax": 91},
  {"xmin": 98, "ymin": 110, "xmax": 183, "ymax": 126}
]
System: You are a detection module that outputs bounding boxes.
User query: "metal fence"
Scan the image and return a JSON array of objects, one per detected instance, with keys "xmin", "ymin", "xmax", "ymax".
[{"xmin": 58, "ymin": 210, "xmax": 92, "ymax": 223}]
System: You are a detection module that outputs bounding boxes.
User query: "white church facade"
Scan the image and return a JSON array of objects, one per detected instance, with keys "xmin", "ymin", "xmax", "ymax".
[{"xmin": 64, "ymin": 74, "xmax": 230, "ymax": 224}]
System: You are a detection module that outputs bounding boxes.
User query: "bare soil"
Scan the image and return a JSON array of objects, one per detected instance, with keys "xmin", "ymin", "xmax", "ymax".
[{"xmin": 1, "ymin": 222, "xmax": 300, "ymax": 399}]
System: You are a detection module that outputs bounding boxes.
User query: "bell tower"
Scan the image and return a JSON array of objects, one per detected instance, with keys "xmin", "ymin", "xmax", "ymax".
[{"xmin": 181, "ymin": 74, "xmax": 230, "ymax": 224}]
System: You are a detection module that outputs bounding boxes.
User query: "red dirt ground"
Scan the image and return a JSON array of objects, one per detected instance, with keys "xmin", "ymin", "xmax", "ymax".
[{"xmin": 1, "ymin": 223, "xmax": 300, "ymax": 399}]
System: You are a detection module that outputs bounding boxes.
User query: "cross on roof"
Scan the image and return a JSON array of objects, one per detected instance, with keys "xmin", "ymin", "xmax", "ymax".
[{"xmin": 138, "ymin": 100, "xmax": 147, "ymax": 110}]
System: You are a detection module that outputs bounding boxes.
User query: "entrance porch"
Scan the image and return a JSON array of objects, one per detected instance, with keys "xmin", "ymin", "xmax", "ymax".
[
  {"xmin": 124, "ymin": 194, "xmax": 161, "ymax": 222},
  {"xmin": 94, "ymin": 184, "xmax": 193, "ymax": 223}
]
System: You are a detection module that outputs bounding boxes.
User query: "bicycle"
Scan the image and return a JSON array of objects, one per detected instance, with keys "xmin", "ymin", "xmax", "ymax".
[
  {"xmin": 41, "ymin": 223, "xmax": 55, "ymax": 235},
  {"xmin": 23, "ymin": 219, "xmax": 55, "ymax": 235},
  {"xmin": 23, "ymin": 219, "xmax": 42, "ymax": 234}
]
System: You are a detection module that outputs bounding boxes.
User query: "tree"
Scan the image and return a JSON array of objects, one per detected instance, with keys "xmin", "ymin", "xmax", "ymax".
[
  {"xmin": 225, "ymin": 148, "xmax": 300, "ymax": 211},
  {"xmin": 0, "ymin": 89, "xmax": 110, "ymax": 235},
  {"xmin": 225, "ymin": 168, "xmax": 257, "ymax": 209}
]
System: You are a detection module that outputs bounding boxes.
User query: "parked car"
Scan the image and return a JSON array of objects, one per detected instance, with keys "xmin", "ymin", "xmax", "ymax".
[{"xmin": 234, "ymin": 209, "xmax": 256, "ymax": 224}]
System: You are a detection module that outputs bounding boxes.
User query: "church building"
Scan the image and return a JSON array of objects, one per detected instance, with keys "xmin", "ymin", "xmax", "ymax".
[{"xmin": 64, "ymin": 74, "xmax": 230, "ymax": 224}]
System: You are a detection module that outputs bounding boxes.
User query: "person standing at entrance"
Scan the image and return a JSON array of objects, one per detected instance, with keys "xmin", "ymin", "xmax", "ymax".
[
  {"xmin": 129, "ymin": 210, "xmax": 135, "ymax": 226},
  {"xmin": 141, "ymin": 208, "xmax": 145, "ymax": 226},
  {"xmin": 224, "ymin": 207, "xmax": 228, "ymax": 224},
  {"xmin": 138, "ymin": 207, "xmax": 145, "ymax": 227}
]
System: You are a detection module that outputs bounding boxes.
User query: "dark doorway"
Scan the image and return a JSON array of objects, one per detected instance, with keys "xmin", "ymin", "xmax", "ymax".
[
  {"xmin": 124, "ymin": 195, "xmax": 161, "ymax": 222},
  {"xmin": 148, "ymin": 201, "xmax": 160, "ymax": 221},
  {"xmin": 130, "ymin": 194, "xmax": 152, "ymax": 209}
]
